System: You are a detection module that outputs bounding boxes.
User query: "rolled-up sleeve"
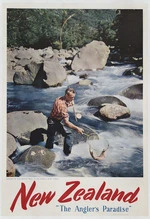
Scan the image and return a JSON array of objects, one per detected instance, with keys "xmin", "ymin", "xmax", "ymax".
[{"xmin": 61, "ymin": 105, "xmax": 69, "ymax": 119}]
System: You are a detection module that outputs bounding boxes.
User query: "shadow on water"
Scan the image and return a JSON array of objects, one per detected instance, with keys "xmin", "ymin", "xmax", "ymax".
[
  {"xmin": 7, "ymin": 64, "xmax": 143, "ymax": 177},
  {"xmin": 55, "ymin": 146, "xmax": 143, "ymax": 177},
  {"xmin": 56, "ymin": 157, "xmax": 109, "ymax": 177},
  {"xmin": 15, "ymin": 145, "xmax": 143, "ymax": 177}
]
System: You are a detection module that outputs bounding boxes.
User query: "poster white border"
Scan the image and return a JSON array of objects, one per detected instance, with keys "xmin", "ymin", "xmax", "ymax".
[{"xmin": 0, "ymin": 0, "xmax": 150, "ymax": 218}]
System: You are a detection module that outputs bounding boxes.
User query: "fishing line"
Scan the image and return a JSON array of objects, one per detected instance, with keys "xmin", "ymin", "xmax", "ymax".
[
  {"xmin": 66, "ymin": 75, "xmax": 82, "ymax": 121},
  {"xmin": 66, "ymin": 75, "xmax": 109, "ymax": 160}
]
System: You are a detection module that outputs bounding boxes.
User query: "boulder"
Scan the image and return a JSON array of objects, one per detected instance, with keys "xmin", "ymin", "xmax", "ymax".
[
  {"xmin": 18, "ymin": 146, "xmax": 55, "ymax": 169},
  {"xmin": 120, "ymin": 84, "xmax": 143, "ymax": 99},
  {"xmin": 71, "ymin": 41, "xmax": 110, "ymax": 71},
  {"xmin": 16, "ymin": 58, "xmax": 31, "ymax": 67},
  {"xmin": 7, "ymin": 54, "xmax": 18, "ymax": 72},
  {"xmin": 7, "ymin": 48, "xmax": 20, "ymax": 69},
  {"xmin": 43, "ymin": 57, "xmax": 67, "ymax": 87},
  {"xmin": 7, "ymin": 157, "xmax": 16, "ymax": 177},
  {"xmin": 123, "ymin": 68, "xmax": 135, "ymax": 76},
  {"xmin": 7, "ymin": 48, "xmax": 17, "ymax": 61},
  {"xmin": 7, "ymin": 59, "xmax": 16, "ymax": 70},
  {"xmin": 7, "ymin": 133, "xmax": 17, "ymax": 157},
  {"xmin": 13, "ymin": 62, "xmax": 46, "ymax": 86},
  {"xmin": 7, "ymin": 111, "xmax": 47, "ymax": 145},
  {"xmin": 55, "ymin": 48, "xmax": 78, "ymax": 62},
  {"xmin": 58, "ymin": 49, "xmax": 73, "ymax": 59},
  {"xmin": 78, "ymin": 79, "xmax": 92, "ymax": 86},
  {"xmin": 26, "ymin": 61, "xmax": 43, "ymax": 75},
  {"xmin": 29, "ymin": 48, "xmax": 44, "ymax": 63},
  {"xmin": 88, "ymin": 96, "xmax": 127, "ymax": 107},
  {"xmin": 13, "ymin": 68, "xmax": 36, "ymax": 85},
  {"xmin": 32, "ymin": 57, "xmax": 67, "ymax": 88},
  {"xmin": 32, "ymin": 63, "xmax": 48, "ymax": 88},
  {"xmin": 15, "ymin": 47, "xmax": 32, "ymax": 60},
  {"xmin": 7, "ymin": 68, "xmax": 15, "ymax": 82},
  {"xmin": 41, "ymin": 47, "xmax": 54, "ymax": 59},
  {"xmin": 98, "ymin": 104, "xmax": 130, "ymax": 121},
  {"xmin": 123, "ymin": 66, "xmax": 143, "ymax": 78},
  {"xmin": 7, "ymin": 48, "xmax": 44, "ymax": 83},
  {"xmin": 134, "ymin": 66, "xmax": 143, "ymax": 77}
]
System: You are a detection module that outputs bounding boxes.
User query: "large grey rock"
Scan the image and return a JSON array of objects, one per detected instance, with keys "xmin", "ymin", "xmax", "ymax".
[
  {"xmin": 16, "ymin": 58, "xmax": 31, "ymax": 67},
  {"xmin": 7, "ymin": 48, "xmax": 19, "ymax": 67},
  {"xmin": 7, "ymin": 111, "xmax": 47, "ymax": 145},
  {"xmin": 7, "ymin": 48, "xmax": 16, "ymax": 61},
  {"xmin": 88, "ymin": 96, "xmax": 127, "ymax": 107},
  {"xmin": 7, "ymin": 69, "xmax": 15, "ymax": 82},
  {"xmin": 7, "ymin": 48, "xmax": 24, "ymax": 82},
  {"xmin": 71, "ymin": 41, "xmax": 110, "ymax": 71},
  {"xmin": 7, "ymin": 48, "xmax": 44, "ymax": 83},
  {"xmin": 26, "ymin": 61, "xmax": 43, "ymax": 76},
  {"xmin": 7, "ymin": 133, "xmax": 17, "ymax": 157},
  {"xmin": 32, "ymin": 57, "xmax": 67, "ymax": 88},
  {"xmin": 7, "ymin": 46, "xmax": 76, "ymax": 86},
  {"xmin": 18, "ymin": 146, "xmax": 55, "ymax": 169},
  {"xmin": 57, "ymin": 49, "xmax": 75, "ymax": 60},
  {"xmin": 32, "ymin": 63, "xmax": 48, "ymax": 88},
  {"xmin": 15, "ymin": 47, "xmax": 32, "ymax": 60},
  {"xmin": 26, "ymin": 48, "xmax": 44, "ymax": 63},
  {"xmin": 13, "ymin": 69, "xmax": 36, "ymax": 85},
  {"xmin": 99, "ymin": 104, "xmax": 130, "ymax": 121},
  {"xmin": 13, "ymin": 62, "xmax": 44, "ymax": 85},
  {"xmin": 41, "ymin": 47, "xmax": 54, "ymax": 60},
  {"xmin": 120, "ymin": 84, "xmax": 143, "ymax": 99},
  {"xmin": 7, "ymin": 157, "xmax": 16, "ymax": 177},
  {"xmin": 43, "ymin": 57, "xmax": 67, "ymax": 87}
]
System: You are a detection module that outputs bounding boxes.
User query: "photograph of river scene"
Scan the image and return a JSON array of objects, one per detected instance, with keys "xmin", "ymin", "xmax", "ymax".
[{"xmin": 7, "ymin": 9, "xmax": 143, "ymax": 178}]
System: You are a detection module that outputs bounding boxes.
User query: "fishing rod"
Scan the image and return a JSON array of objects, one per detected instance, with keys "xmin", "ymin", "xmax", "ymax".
[
  {"xmin": 66, "ymin": 76, "xmax": 110, "ymax": 161},
  {"xmin": 66, "ymin": 75, "xmax": 82, "ymax": 121}
]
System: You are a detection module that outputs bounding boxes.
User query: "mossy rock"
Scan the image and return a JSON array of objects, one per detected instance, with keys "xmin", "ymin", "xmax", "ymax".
[{"xmin": 18, "ymin": 146, "xmax": 56, "ymax": 169}]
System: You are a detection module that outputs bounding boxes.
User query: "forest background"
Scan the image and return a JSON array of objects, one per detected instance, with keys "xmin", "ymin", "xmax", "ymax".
[{"xmin": 7, "ymin": 9, "xmax": 143, "ymax": 60}]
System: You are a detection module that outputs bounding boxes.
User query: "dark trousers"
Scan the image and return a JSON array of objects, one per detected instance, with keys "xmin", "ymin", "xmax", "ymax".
[{"xmin": 45, "ymin": 117, "xmax": 73, "ymax": 156}]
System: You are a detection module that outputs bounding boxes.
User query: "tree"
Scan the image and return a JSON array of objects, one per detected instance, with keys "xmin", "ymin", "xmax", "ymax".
[
  {"xmin": 114, "ymin": 9, "xmax": 143, "ymax": 58},
  {"xmin": 59, "ymin": 11, "xmax": 75, "ymax": 49},
  {"xmin": 7, "ymin": 9, "xmax": 117, "ymax": 49}
]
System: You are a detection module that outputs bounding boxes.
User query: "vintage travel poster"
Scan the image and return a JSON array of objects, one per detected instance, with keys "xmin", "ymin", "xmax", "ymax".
[{"xmin": 0, "ymin": 0, "xmax": 149, "ymax": 217}]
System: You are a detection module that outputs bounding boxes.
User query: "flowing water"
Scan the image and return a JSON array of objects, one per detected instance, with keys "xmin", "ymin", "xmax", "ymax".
[{"xmin": 7, "ymin": 64, "xmax": 143, "ymax": 177}]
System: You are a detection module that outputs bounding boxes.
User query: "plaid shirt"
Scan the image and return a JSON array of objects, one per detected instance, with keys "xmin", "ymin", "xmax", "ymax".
[{"xmin": 50, "ymin": 96, "xmax": 74, "ymax": 121}]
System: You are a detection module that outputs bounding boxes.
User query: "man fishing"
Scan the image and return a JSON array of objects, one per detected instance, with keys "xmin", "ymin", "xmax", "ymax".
[{"xmin": 45, "ymin": 87, "xmax": 84, "ymax": 156}]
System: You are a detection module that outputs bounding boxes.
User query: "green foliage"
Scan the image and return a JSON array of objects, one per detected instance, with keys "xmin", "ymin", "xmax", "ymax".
[
  {"xmin": 7, "ymin": 9, "xmax": 116, "ymax": 49},
  {"xmin": 7, "ymin": 9, "xmax": 143, "ymax": 59}
]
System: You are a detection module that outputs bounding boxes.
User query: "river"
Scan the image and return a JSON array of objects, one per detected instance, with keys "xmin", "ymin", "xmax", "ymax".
[{"xmin": 7, "ymin": 64, "xmax": 143, "ymax": 177}]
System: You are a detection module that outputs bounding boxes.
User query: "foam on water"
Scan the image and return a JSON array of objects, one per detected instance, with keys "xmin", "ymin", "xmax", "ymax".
[{"xmin": 8, "ymin": 64, "xmax": 143, "ymax": 177}]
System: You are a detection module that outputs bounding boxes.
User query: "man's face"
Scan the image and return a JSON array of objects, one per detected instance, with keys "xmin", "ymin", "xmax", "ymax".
[{"xmin": 65, "ymin": 92, "xmax": 75, "ymax": 102}]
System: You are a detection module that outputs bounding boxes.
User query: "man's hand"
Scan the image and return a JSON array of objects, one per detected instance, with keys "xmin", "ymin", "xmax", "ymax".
[
  {"xmin": 64, "ymin": 118, "xmax": 84, "ymax": 134},
  {"xmin": 76, "ymin": 127, "xmax": 84, "ymax": 135}
]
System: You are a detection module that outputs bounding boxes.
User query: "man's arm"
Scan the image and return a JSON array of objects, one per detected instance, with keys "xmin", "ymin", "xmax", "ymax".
[{"xmin": 63, "ymin": 118, "xmax": 84, "ymax": 134}]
